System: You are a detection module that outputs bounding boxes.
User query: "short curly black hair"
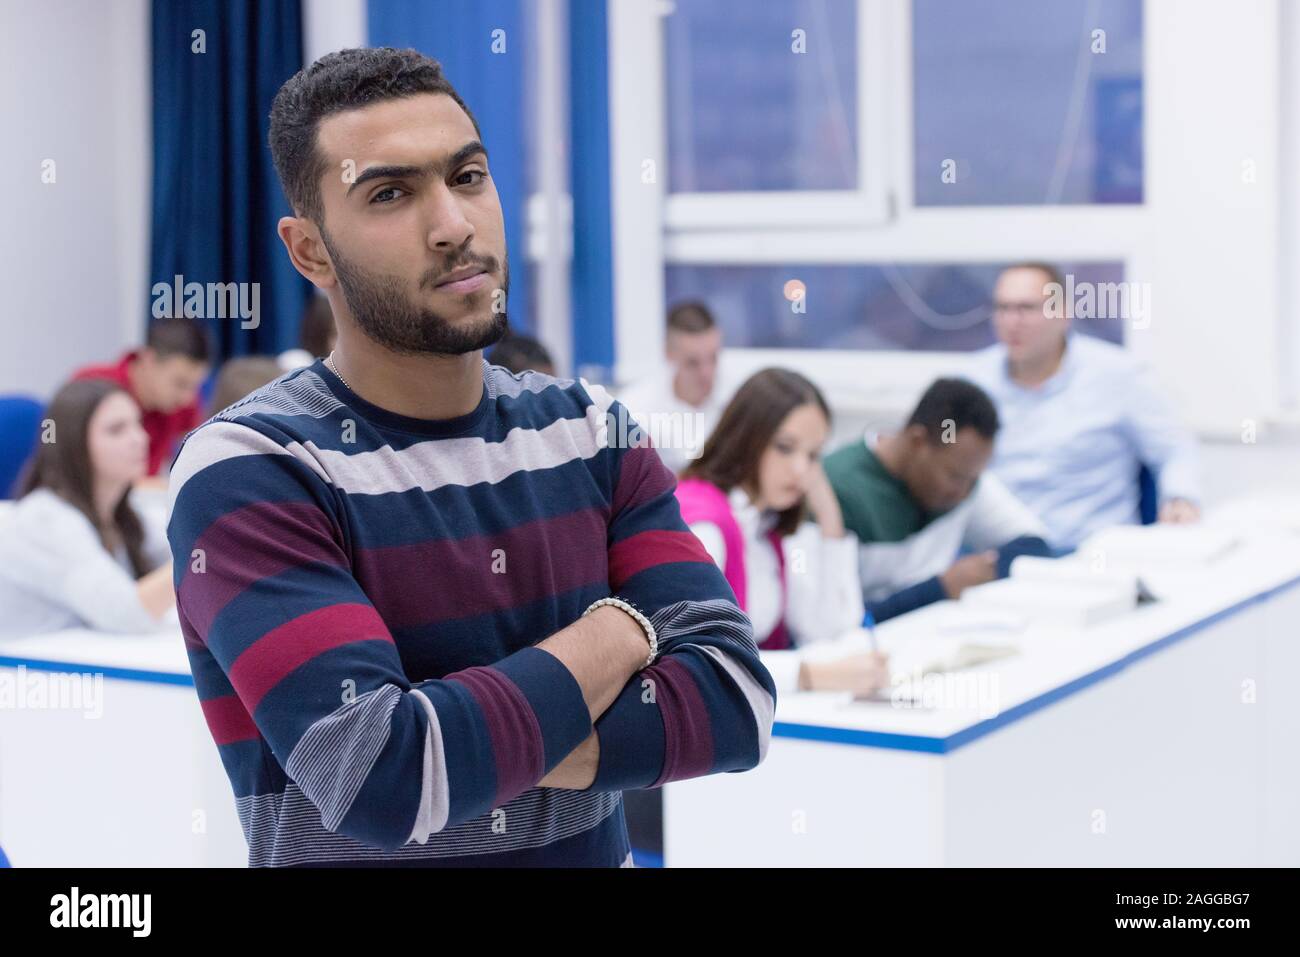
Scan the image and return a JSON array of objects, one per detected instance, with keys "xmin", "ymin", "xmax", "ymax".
[
  {"xmin": 268, "ymin": 47, "xmax": 480, "ymax": 225},
  {"xmin": 907, "ymin": 378, "xmax": 1000, "ymax": 443}
]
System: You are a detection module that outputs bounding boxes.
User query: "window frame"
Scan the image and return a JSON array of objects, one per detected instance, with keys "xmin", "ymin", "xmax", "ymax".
[
  {"xmin": 663, "ymin": 0, "xmax": 893, "ymax": 231},
  {"xmin": 608, "ymin": 0, "xmax": 1283, "ymax": 435},
  {"xmin": 612, "ymin": 1, "xmax": 1150, "ymax": 399}
]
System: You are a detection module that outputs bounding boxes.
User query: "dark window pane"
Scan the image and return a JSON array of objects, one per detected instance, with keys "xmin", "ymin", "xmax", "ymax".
[
  {"xmin": 913, "ymin": 0, "xmax": 1143, "ymax": 205},
  {"xmin": 665, "ymin": 0, "xmax": 858, "ymax": 192},
  {"xmin": 665, "ymin": 262, "xmax": 1126, "ymax": 351}
]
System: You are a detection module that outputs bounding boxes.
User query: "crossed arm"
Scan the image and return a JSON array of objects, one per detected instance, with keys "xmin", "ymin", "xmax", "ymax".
[{"xmin": 534, "ymin": 606, "xmax": 649, "ymax": 789}]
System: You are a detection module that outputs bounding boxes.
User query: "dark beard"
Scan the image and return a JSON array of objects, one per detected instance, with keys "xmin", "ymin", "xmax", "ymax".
[{"xmin": 321, "ymin": 229, "xmax": 509, "ymax": 356}]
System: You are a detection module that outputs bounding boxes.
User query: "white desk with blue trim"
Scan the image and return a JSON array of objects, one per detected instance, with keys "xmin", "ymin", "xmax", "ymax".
[
  {"xmin": 0, "ymin": 628, "xmax": 247, "ymax": 867},
  {"xmin": 4, "ymin": 511, "xmax": 1299, "ymax": 868},
  {"xmin": 664, "ymin": 521, "xmax": 1300, "ymax": 867}
]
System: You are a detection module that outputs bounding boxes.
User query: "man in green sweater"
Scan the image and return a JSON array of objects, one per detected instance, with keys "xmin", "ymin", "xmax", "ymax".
[{"xmin": 824, "ymin": 378, "xmax": 1051, "ymax": 622}]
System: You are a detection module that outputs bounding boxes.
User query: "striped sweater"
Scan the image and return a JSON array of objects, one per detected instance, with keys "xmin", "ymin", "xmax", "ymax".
[{"xmin": 166, "ymin": 358, "xmax": 775, "ymax": 866}]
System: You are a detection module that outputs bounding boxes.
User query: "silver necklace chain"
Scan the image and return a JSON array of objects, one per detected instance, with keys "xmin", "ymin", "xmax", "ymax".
[{"xmin": 325, "ymin": 352, "xmax": 351, "ymax": 392}]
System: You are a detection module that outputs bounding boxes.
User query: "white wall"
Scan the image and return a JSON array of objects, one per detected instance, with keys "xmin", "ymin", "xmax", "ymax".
[
  {"xmin": 1137, "ymin": 0, "xmax": 1279, "ymax": 438},
  {"xmin": 0, "ymin": 0, "xmax": 149, "ymax": 399},
  {"xmin": 0, "ymin": 0, "xmax": 370, "ymax": 401},
  {"xmin": 302, "ymin": 0, "xmax": 365, "ymax": 63},
  {"xmin": 1279, "ymin": 0, "xmax": 1300, "ymax": 413}
]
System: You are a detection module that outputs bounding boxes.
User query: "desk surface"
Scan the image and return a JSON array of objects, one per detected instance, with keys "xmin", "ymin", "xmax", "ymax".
[
  {"xmin": 775, "ymin": 522, "xmax": 1300, "ymax": 751},
  {"xmin": 0, "ymin": 626, "xmax": 189, "ymax": 684},
  {"xmin": 4, "ymin": 507, "xmax": 1300, "ymax": 747}
]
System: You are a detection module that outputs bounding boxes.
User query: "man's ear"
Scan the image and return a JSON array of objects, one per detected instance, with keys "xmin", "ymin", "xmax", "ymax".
[
  {"xmin": 277, "ymin": 216, "xmax": 336, "ymax": 290},
  {"xmin": 902, "ymin": 423, "xmax": 930, "ymax": 449}
]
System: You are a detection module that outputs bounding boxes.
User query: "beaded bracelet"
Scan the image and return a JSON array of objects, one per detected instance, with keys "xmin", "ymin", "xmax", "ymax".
[{"xmin": 583, "ymin": 597, "xmax": 658, "ymax": 668}]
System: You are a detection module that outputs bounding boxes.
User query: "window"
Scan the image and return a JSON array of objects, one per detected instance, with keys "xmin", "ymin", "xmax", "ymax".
[
  {"xmin": 665, "ymin": 0, "xmax": 859, "ymax": 193},
  {"xmin": 666, "ymin": 261, "xmax": 1126, "ymax": 352},
  {"xmin": 611, "ymin": 1, "xmax": 1151, "ymax": 388},
  {"xmin": 913, "ymin": 0, "xmax": 1144, "ymax": 206}
]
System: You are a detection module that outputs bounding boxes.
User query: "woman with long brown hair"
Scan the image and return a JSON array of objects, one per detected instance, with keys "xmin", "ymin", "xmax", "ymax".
[
  {"xmin": 0, "ymin": 378, "xmax": 175, "ymax": 635},
  {"xmin": 677, "ymin": 368, "xmax": 888, "ymax": 695}
]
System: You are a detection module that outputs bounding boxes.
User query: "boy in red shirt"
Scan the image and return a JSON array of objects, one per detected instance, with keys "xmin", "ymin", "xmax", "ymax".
[{"xmin": 73, "ymin": 318, "xmax": 212, "ymax": 476}]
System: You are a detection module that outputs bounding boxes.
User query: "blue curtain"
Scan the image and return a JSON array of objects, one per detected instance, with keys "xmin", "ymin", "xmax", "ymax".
[
  {"xmin": 569, "ymin": 0, "xmax": 614, "ymax": 376},
  {"xmin": 151, "ymin": 0, "xmax": 310, "ymax": 360},
  {"xmin": 368, "ymin": 0, "xmax": 533, "ymax": 334}
]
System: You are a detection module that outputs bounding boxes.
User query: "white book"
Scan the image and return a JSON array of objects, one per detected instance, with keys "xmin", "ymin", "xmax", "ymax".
[
  {"xmin": 1007, "ymin": 554, "xmax": 1158, "ymax": 602},
  {"xmin": 1075, "ymin": 524, "xmax": 1240, "ymax": 567},
  {"xmin": 959, "ymin": 577, "xmax": 1137, "ymax": 627}
]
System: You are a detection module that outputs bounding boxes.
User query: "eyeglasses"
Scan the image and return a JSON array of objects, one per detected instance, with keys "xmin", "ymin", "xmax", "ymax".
[{"xmin": 991, "ymin": 301, "xmax": 1050, "ymax": 318}]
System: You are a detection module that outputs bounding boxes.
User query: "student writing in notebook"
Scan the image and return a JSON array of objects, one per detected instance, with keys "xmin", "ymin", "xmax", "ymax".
[{"xmin": 676, "ymin": 368, "xmax": 889, "ymax": 695}]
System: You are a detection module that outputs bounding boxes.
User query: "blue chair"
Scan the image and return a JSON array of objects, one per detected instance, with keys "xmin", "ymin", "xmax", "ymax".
[
  {"xmin": 0, "ymin": 395, "xmax": 43, "ymax": 499},
  {"xmin": 1138, "ymin": 464, "xmax": 1158, "ymax": 525},
  {"xmin": 199, "ymin": 366, "xmax": 218, "ymax": 411}
]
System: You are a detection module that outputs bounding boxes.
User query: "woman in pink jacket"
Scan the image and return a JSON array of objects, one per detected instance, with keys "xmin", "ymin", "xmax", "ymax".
[{"xmin": 675, "ymin": 368, "xmax": 888, "ymax": 696}]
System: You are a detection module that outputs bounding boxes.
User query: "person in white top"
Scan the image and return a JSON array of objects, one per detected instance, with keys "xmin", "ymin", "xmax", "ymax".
[
  {"xmin": 675, "ymin": 368, "xmax": 888, "ymax": 696},
  {"xmin": 0, "ymin": 379, "xmax": 176, "ymax": 637},
  {"xmin": 617, "ymin": 301, "xmax": 727, "ymax": 475}
]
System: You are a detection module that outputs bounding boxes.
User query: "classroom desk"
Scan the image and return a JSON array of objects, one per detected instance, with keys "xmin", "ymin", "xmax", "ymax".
[
  {"xmin": 664, "ymin": 525, "xmax": 1300, "ymax": 867},
  {"xmin": 4, "ymin": 512, "xmax": 1298, "ymax": 868},
  {"xmin": 0, "ymin": 628, "xmax": 247, "ymax": 867}
]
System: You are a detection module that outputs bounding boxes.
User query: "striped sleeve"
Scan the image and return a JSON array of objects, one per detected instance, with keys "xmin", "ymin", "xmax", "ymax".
[
  {"xmin": 167, "ymin": 421, "xmax": 592, "ymax": 852},
  {"xmin": 587, "ymin": 391, "xmax": 776, "ymax": 791}
]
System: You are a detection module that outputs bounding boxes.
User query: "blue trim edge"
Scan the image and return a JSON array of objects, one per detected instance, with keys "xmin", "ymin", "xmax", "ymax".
[
  {"xmin": 0, "ymin": 655, "xmax": 194, "ymax": 688},
  {"xmin": 5, "ymin": 574, "xmax": 1297, "ymax": 749},
  {"xmin": 774, "ymin": 571, "xmax": 1300, "ymax": 754}
]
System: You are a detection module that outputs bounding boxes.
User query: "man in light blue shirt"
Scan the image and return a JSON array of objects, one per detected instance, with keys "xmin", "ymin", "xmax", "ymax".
[{"xmin": 967, "ymin": 262, "xmax": 1201, "ymax": 552}]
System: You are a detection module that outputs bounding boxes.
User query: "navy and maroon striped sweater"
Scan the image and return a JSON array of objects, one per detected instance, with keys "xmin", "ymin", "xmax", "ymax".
[{"xmin": 166, "ymin": 358, "xmax": 775, "ymax": 866}]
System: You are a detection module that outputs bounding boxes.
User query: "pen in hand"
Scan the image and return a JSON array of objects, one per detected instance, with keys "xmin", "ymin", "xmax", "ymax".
[{"xmin": 863, "ymin": 608, "xmax": 879, "ymax": 653}]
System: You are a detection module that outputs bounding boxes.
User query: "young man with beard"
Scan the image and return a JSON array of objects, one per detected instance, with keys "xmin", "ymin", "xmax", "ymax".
[{"xmin": 166, "ymin": 48, "xmax": 774, "ymax": 867}]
